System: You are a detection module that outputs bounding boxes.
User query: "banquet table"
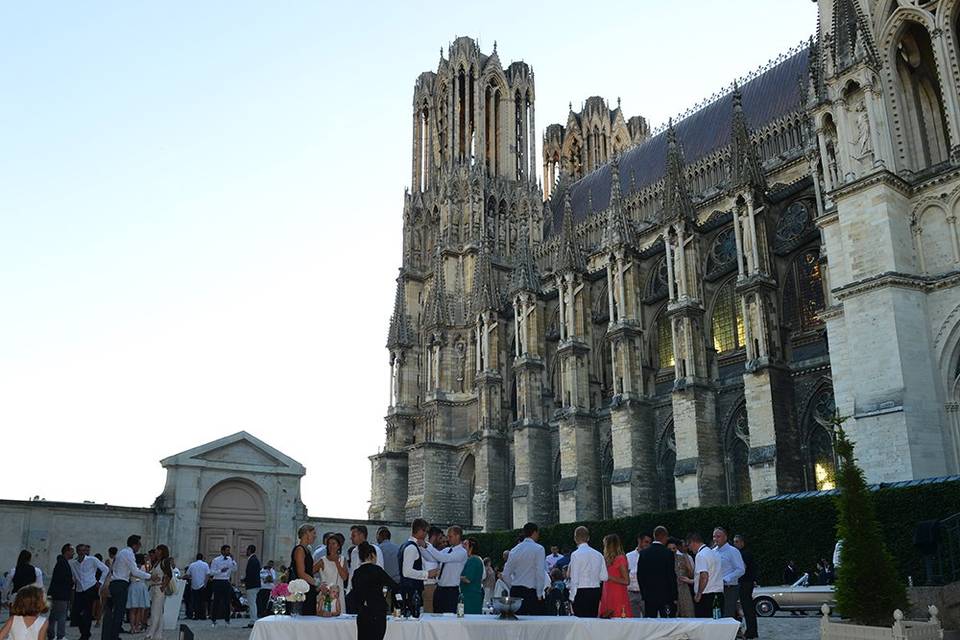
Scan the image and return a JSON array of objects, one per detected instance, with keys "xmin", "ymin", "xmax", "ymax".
[{"xmin": 249, "ymin": 613, "xmax": 741, "ymax": 640}]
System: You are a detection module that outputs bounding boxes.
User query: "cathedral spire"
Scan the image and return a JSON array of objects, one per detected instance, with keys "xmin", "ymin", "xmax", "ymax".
[
  {"xmin": 509, "ymin": 224, "xmax": 541, "ymax": 296},
  {"xmin": 386, "ymin": 270, "xmax": 414, "ymax": 349},
  {"xmin": 729, "ymin": 83, "xmax": 767, "ymax": 198},
  {"xmin": 556, "ymin": 193, "xmax": 586, "ymax": 274},
  {"xmin": 471, "ymin": 240, "xmax": 501, "ymax": 315},
  {"xmin": 602, "ymin": 155, "xmax": 635, "ymax": 249},
  {"xmin": 425, "ymin": 249, "xmax": 450, "ymax": 329},
  {"xmin": 832, "ymin": 0, "xmax": 880, "ymax": 69},
  {"xmin": 661, "ymin": 122, "xmax": 694, "ymax": 222}
]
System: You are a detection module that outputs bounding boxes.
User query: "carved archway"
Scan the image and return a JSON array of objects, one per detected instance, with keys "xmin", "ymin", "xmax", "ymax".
[{"xmin": 199, "ymin": 479, "xmax": 266, "ymax": 585}]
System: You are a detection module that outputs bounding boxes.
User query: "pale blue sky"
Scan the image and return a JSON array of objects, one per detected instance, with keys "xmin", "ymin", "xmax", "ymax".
[{"xmin": 0, "ymin": 1, "xmax": 818, "ymax": 519}]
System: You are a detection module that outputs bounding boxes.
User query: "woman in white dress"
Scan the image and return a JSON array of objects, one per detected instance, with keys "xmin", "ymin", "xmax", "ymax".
[
  {"xmin": 144, "ymin": 545, "xmax": 172, "ymax": 640},
  {"xmin": 313, "ymin": 535, "xmax": 347, "ymax": 614}
]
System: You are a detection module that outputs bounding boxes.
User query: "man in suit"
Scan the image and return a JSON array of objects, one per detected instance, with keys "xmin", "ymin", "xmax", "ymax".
[
  {"xmin": 243, "ymin": 546, "xmax": 261, "ymax": 628},
  {"xmin": 734, "ymin": 535, "xmax": 758, "ymax": 639},
  {"xmin": 637, "ymin": 526, "xmax": 678, "ymax": 618},
  {"xmin": 48, "ymin": 544, "xmax": 75, "ymax": 640}
]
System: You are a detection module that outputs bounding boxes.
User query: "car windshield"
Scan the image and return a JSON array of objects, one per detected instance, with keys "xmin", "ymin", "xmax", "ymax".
[{"xmin": 792, "ymin": 573, "xmax": 809, "ymax": 588}]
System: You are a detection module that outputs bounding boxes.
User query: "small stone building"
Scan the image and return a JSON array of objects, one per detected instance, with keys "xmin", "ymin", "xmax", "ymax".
[{"xmin": 0, "ymin": 432, "xmax": 401, "ymax": 578}]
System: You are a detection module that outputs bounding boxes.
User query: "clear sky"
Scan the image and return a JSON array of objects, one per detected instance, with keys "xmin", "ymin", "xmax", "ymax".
[{"xmin": 0, "ymin": 1, "xmax": 818, "ymax": 520}]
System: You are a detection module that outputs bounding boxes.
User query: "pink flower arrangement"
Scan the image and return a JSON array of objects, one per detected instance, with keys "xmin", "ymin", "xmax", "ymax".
[{"xmin": 271, "ymin": 583, "xmax": 290, "ymax": 599}]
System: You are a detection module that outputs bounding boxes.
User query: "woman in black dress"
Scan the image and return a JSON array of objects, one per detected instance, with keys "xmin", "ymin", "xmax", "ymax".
[
  {"xmin": 351, "ymin": 542, "xmax": 399, "ymax": 640},
  {"xmin": 289, "ymin": 524, "xmax": 320, "ymax": 616}
]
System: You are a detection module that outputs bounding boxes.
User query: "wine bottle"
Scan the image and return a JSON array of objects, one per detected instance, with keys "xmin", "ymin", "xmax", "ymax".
[{"xmin": 456, "ymin": 592, "xmax": 465, "ymax": 618}]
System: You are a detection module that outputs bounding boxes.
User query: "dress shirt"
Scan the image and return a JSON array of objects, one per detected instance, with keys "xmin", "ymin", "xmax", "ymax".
[
  {"xmin": 545, "ymin": 553, "xmax": 562, "ymax": 572},
  {"xmin": 502, "ymin": 537, "xmax": 546, "ymax": 594},
  {"xmin": 713, "ymin": 543, "xmax": 745, "ymax": 586},
  {"xmin": 186, "ymin": 560, "xmax": 210, "ymax": 590},
  {"xmin": 422, "ymin": 544, "xmax": 467, "ymax": 588},
  {"xmin": 111, "ymin": 547, "xmax": 150, "ymax": 583},
  {"xmin": 401, "ymin": 538, "xmax": 429, "ymax": 581},
  {"xmin": 348, "ymin": 543, "xmax": 383, "ymax": 589},
  {"xmin": 71, "ymin": 555, "xmax": 110, "ymax": 591},
  {"xmin": 210, "ymin": 555, "xmax": 237, "ymax": 581},
  {"xmin": 833, "ymin": 540, "xmax": 843, "ymax": 568},
  {"xmin": 625, "ymin": 549, "xmax": 640, "ymax": 592},
  {"xmin": 567, "ymin": 542, "xmax": 607, "ymax": 601},
  {"xmin": 259, "ymin": 568, "xmax": 277, "ymax": 587},
  {"xmin": 693, "ymin": 546, "xmax": 723, "ymax": 595}
]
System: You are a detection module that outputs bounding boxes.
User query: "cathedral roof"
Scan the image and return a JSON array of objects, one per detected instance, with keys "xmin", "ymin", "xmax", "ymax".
[{"xmin": 548, "ymin": 45, "xmax": 810, "ymax": 232}]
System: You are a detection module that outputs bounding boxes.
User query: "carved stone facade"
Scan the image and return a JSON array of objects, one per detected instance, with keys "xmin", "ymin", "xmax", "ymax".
[{"xmin": 371, "ymin": 2, "xmax": 960, "ymax": 529}]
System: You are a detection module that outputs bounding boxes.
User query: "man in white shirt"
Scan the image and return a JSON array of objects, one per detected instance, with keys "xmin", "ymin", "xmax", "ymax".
[
  {"xmin": 503, "ymin": 522, "xmax": 547, "ymax": 615},
  {"xmin": 712, "ymin": 527, "xmax": 745, "ymax": 618},
  {"xmin": 687, "ymin": 532, "xmax": 723, "ymax": 618},
  {"xmin": 70, "ymin": 544, "xmax": 109, "ymax": 640},
  {"xmin": 209, "ymin": 545, "xmax": 237, "ymax": 627},
  {"xmin": 399, "ymin": 518, "xmax": 439, "ymax": 615},
  {"xmin": 422, "ymin": 525, "xmax": 467, "ymax": 613},
  {"xmin": 567, "ymin": 526, "xmax": 607, "ymax": 618},
  {"xmin": 183, "ymin": 554, "xmax": 210, "ymax": 620},
  {"xmin": 256, "ymin": 560, "xmax": 277, "ymax": 621},
  {"xmin": 625, "ymin": 534, "xmax": 644, "ymax": 618},
  {"xmin": 108, "ymin": 535, "xmax": 151, "ymax": 640},
  {"xmin": 346, "ymin": 525, "xmax": 383, "ymax": 612}
]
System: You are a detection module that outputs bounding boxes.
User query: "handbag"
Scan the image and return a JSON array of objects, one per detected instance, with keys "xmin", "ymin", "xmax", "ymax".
[{"xmin": 163, "ymin": 580, "xmax": 176, "ymax": 596}]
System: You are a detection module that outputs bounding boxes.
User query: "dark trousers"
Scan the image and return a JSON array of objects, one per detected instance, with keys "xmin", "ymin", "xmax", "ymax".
[
  {"xmin": 211, "ymin": 580, "xmax": 232, "ymax": 622},
  {"xmin": 356, "ymin": 611, "xmax": 386, "ymax": 640},
  {"xmin": 572, "ymin": 587, "xmax": 601, "ymax": 618},
  {"xmin": 433, "ymin": 586, "xmax": 459, "ymax": 614},
  {"xmin": 76, "ymin": 587, "xmax": 98, "ymax": 639},
  {"xmin": 693, "ymin": 591, "xmax": 722, "ymax": 618},
  {"xmin": 47, "ymin": 600, "xmax": 68, "ymax": 640},
  {"xmin": 256, "ymin": 589, "xmax": 271, "ymax": 619},
  {"xmin": 108, "ymin": 580, "xmax": 130, "ymax": 640},
  {"xmin": 189, "ymin": 587, "xmax": 207, "ymax": 619},
  {"xmin": 739, "ymin": 581, "xmax": 757, "ymax": 638},
  {"xmin": 100, "ymin": 595, "xmax": 113, "ymax": 640},
  {"xmin": 644, "ymin": 599, "xmax": 674, "ymax": 618},
  {"xmin": 509, "ymin": 586, "xmax": 541, "ymax": 616}
]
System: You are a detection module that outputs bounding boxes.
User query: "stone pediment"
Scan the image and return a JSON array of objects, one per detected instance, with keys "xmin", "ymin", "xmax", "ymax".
[{"xmin": 160, "ymin": 431, "xmax": 305, "ymax": 476}]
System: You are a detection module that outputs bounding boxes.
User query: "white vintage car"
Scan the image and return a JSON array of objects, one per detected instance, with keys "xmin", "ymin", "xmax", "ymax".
[{"xmin": 752, "ymin": 573, "xmax": 836, "ymax": 616}]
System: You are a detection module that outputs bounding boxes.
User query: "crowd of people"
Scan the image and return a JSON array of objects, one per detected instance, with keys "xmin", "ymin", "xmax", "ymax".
[
  {"xmin": 277, "ymin": 519, "xmax": 763, "ymax": 640},
  {"xmin": 0, "ymin": 519, "xmax": 821, "ymax": 640}
]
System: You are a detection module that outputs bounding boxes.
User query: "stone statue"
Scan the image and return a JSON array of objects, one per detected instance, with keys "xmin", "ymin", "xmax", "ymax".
[{"xmin": 854, "ymin": 101, "xmax": 872, "ymax": 157}]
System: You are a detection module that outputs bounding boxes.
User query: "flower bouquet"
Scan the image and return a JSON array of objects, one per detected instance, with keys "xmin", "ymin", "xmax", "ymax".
[
  {"xmin": 269, "ymin": 583, "xmax": 290, "ymax": 615},
  {"xmin": 286, "ymin": 579, "xmax": 310, "ymax": 616}
]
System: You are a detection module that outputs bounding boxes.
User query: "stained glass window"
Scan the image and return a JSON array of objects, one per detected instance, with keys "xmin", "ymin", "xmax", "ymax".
[
  {"xmin": 648, "ymin": 258, "xmax": 668, "ymax": 297},
  {"xmin": 784, "ymin": 249, "xmax": 826, "ymax": 330},
  {"xmin": 776, "ymin": 201, "xmax": 810, "ymax": 244},
  {"xmin": 726, "ymin": 408, "xmax": 751, "ymax": 504},
  {"xmin": 707, "ymin": 228, "xmax": 737, "ymax": 274},
  {"xmin": 806, "ymin": 388, "xmax": 836, "ymax": 491},
  {"xmin": 712, "ymin": 280, "xmax": 745, "ymax": 353},
  {"xmin": 658, "ymin": 316, "xmax": 674, "ymax": 368}
]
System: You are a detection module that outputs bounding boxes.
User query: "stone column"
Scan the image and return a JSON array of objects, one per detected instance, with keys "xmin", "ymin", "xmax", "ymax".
[
  {"xmin": 744, "ymin": 365, "xmax": 803, "ymax": 500},
  {"xmin": 609, "ymin": 398, "xmax": 656, "ymax": 516},
  {"xmin": 558, "ymin": 410, "xmax": 601, "ymax": 522},
  {"xmin": 474, "ymin": 434, "xmax": 509, "ymax": 531}
]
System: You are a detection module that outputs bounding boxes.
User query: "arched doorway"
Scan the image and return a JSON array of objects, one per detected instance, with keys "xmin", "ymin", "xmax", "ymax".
[
  {"xmin": 199, "ymin": 479, "xmax": 266, "ymax": 584},
  {"xmin": 724, "ymin": 406, "xmax": 752, "ymax": 505}
]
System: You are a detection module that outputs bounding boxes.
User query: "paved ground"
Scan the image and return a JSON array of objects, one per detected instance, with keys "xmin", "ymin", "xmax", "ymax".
[{"xmin": 1, "ymin": 612, "xmax": 823, "ymax": 640}]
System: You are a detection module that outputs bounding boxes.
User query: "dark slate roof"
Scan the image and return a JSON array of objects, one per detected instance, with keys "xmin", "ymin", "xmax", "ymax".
[
  {"xmin": 548, "ymin": 46, "xmax": 810, "ymax": 233},
  {"xmin": 759, "ymin": 475, "xmax": 960, "ymax": 502}
]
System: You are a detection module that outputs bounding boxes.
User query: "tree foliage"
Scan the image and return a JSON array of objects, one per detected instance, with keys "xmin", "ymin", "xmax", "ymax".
[{"xmin": 832, "ymin": 419, "xmax": 908, "ymax": 626}]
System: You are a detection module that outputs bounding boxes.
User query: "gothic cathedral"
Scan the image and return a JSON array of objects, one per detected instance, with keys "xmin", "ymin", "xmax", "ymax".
[{"xmin": 370, "ymin": 1, "xmax": 960, "ymax": 531}]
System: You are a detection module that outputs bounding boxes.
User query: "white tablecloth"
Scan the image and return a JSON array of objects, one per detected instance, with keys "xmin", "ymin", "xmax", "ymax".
[{"xmin": 250, "ymin": 613, "xmax": 740, "ymax": 640}]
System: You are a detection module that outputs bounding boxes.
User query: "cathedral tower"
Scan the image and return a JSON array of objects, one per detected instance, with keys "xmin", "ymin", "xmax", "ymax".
[{"xmin": 369, "ymin": 38, "xmax": 544, "ymax": 530}]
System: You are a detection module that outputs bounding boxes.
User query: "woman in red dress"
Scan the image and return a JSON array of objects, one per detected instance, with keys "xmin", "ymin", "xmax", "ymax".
[{"xmin": 598, "ymin": 534, "xmax": 632, "ymax": 618}]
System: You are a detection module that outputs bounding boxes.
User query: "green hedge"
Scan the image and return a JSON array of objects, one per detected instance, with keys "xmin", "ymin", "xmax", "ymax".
[{"xmin": 473, "ymin": 481, "xmax": 960, "ymax": 586}]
